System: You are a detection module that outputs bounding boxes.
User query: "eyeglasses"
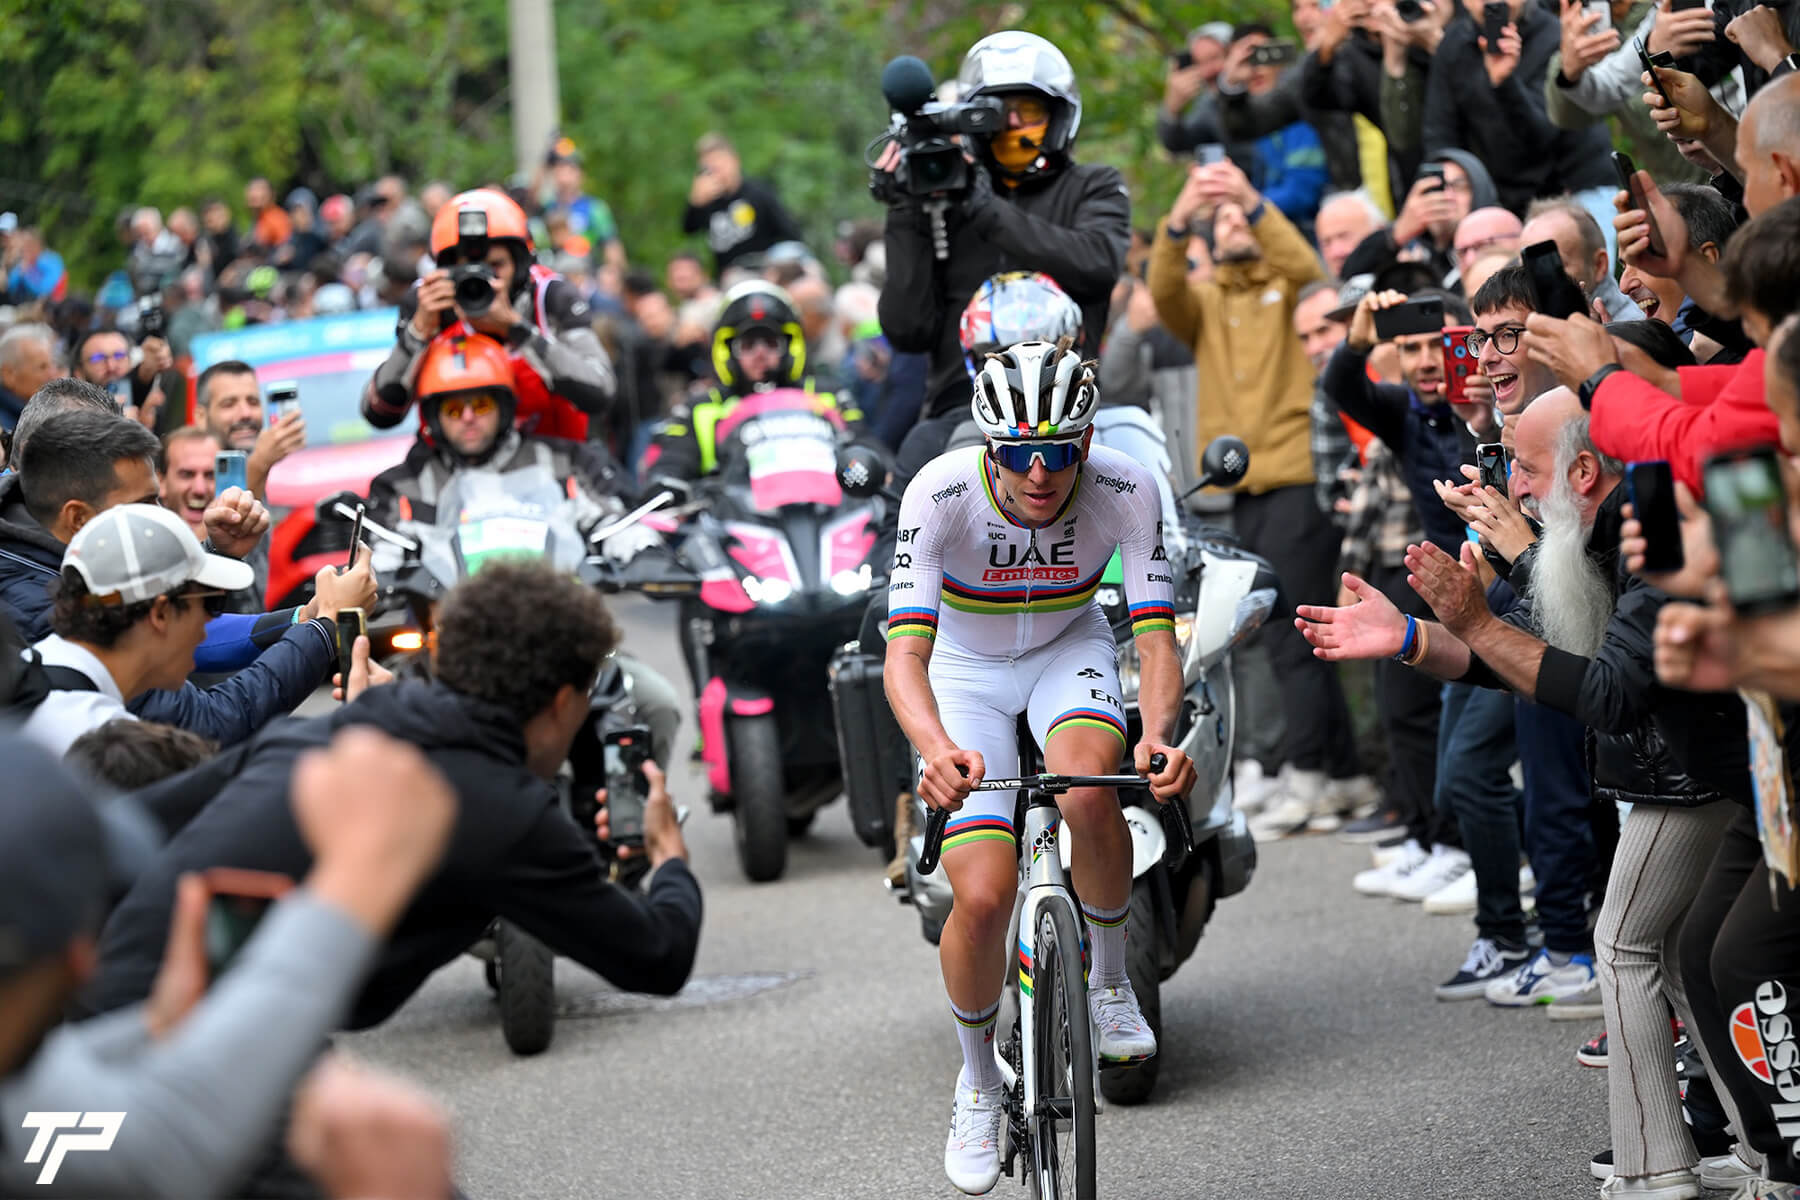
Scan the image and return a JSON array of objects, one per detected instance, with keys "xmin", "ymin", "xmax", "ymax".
[
  {"xmin": 171, "ymin": 588, "xmax": 231, "ymax": 617},
  {"xmin": 735, "ymin": 330, "xmax": 784, "ymax": 353},
  {"xmin": 86, "ymin": 350, "xmax": 130, "ymax": 365},
  {"xmin": 989, "ymin": 438, "xmax": 1083, "ymax": 474},
  {"xmin": 1454, "ymin": 234, "xmax": 1512, "ymax": 260},
  {"xmin": 1465, "ymin": 325, "xmax": 1525, "ymax": 356},
  {"xmin": 437, "ymin": 393, "xmax": 498, "ymax": 421}
]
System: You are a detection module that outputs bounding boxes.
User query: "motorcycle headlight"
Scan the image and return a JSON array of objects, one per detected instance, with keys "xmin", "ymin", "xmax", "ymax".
[
  {"xmin": 1116, "ymin": 637, "xmax": 1140, "ymax": 704},
  {"xmin": 1174, "ymin": 614, "xmax": 1194, "ymax": 655},
  {"xmin": 742, "ymin": 576, "xmax": 793, "ymax": 604},
  {"xmin": 830, "ymin": 564, "xmax": 873, "ymax": 595}
]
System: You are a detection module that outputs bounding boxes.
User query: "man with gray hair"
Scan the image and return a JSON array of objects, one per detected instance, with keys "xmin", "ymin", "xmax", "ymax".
[
  {"xmin": 1520, "ymin": 197, "xmax": 1644, "ymax": 322},
  {"xmin": 0, "ymin": 322, "xmax": 60, "ymax": 433},
  {"xmin": 1315, "ymin": 190, "xmax": 1385, "ymax": 279}
]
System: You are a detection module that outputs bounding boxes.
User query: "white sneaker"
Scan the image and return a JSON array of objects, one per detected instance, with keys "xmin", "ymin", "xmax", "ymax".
[
  {"xmin": 1484, "ymin": 949, "xmax": 1598, "ymax": 1007},
  {"xmin": 1699, "ymin": 1150, "xmax": 1760, "ymax": 1190},
  {"xmin": 1249, "ymin": 766, "xmax": 1330, "ymax": 839},
  {"xmin": 1388, "ymin": 845, "xmax": 1472, "ymax": 903},
  {"xmin": 1090, "ymin": 979, "xmax": 1157, "ymax": 1063},
  {"xmin": 1323, "ymin": 774, "xmax": 1383, "ymax": 820},
  {"xmin": 1354, "ymin": 839, "xmax": 1427, "ymax": 896},
  {"xmin": 1597, "ymin": 1169, "xmax": 1701, "ymax": 1199},
  {"xmin": 1519, "ymin": 863, "xmax": 1537, "ymax": 895},
  {"xmin": 944, "ymin": 1071, "xmax": 1006, "ymax": 1195},
  {"xmin": 1421, "ymin": 865, "xmax": 1478, "ymax": 914},
  {"xmin": 1232, "ymin": 759, "xmax": 1278, "ymax": 816},
  {"xmin": 1371, "ymin": 840, "xmax": 1414, "ymax": 868}
]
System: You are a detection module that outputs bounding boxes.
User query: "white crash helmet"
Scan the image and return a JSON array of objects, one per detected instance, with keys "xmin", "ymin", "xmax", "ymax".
[{"xmin": 971, "ymin": 339, "xmax": 1099, "ymax": 441}]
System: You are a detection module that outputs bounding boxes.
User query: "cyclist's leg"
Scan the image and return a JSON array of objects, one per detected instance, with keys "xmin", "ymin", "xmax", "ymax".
[{"xmin": 1023, "ymin": 611, "xmax": 1132, "ymax": 982}]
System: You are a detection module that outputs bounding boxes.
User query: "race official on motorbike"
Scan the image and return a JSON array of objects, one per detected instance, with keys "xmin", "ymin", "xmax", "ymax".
[
  {"xmin": 641, "ymin": 280, "xmax": 861, "ymax": 485},
  {"xmin": 873, "ymin": 30, "xmax": 1131, "ymax": 488},
  {"xmin": 360, "ymin": 187, "xmax": 616, "ymax": 442}
]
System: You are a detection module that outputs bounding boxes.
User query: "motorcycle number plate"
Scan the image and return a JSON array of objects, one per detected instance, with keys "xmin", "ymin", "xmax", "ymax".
[{"xmin": 458, "ymin": 516, "xmax": 550, "ymax": 573}]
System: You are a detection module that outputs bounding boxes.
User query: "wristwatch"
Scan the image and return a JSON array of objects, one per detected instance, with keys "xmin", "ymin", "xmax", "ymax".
[
  {"xmin": 1577, "ymin": 362, "xmax": 1624, "ymax": 410},
  {"xmin": 1165, "ymin": 220, "xmax": 1191, "ymax": 241},
  {"xmin": 1774, "ymin": 52, "xmax": 1800, "ymax": 79}
]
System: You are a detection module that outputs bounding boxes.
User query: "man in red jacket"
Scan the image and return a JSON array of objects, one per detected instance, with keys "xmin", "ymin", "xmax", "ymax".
[{"xmin": 1522, "ymin": 197, "xmax": 1800, "ymax": 493}]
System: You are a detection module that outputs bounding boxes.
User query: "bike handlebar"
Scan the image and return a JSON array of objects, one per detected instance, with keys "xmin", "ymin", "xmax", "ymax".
[{"xmin": 914, "ymin": 753, "xmax": 1167, "ymax": 876}]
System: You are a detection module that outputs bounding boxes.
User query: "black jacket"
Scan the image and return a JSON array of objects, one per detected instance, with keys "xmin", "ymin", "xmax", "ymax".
[
  {"xmin": 1217, "ymin": 61, "xmax": 1364, "ymax": 194},
  {"xmin": 1421, "ymin": 5, "xmax": 1614, "ymax": 214},
  {"xmin": 681, "ymin": 178, "xmax": 805, "ymax": 277},
  {"xmin": 1473, "ymin": 483, "xmax": 1750, "ymax": 807},
  {"xmin": 1322, "ymin": 341, "xmax": 1477, "ymax": 556},
  {"xmin": 879, "ymin": 160, "xmax": 1130, "ymax": 421},
  {"xmin": 78, "ymin": 679, "xmax": 704, "ymax": 1029},
  {"xmin": 1686, "ymin": 0, "xmax": 1800, "ymax": 103},
  {"xmin": 1300, "ymin": 33, "xmax": 1433, "ymax": 185}
]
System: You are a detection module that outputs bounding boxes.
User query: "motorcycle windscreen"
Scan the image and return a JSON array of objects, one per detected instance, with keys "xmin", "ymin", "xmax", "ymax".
[
  {"xmin": 438, "ymin": 465, "xmax": 565, "ymax": 574},
  {"xmin": 717, "ymin": 390, "xmax": 845, "ymax": 512}
]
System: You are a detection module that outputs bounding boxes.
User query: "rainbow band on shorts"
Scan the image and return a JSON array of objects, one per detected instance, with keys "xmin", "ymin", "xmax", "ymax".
[
  {"xmin": 1128, "ymin": 599, "xmax": 1176, "ymax": 637},
  {"xmin": 1046, "ymin": 706, "xmax": 1127, "ymax": 748},
  {"xmin": 942, "ymin": 813, "xmax": 1017, "ymax": 854}
]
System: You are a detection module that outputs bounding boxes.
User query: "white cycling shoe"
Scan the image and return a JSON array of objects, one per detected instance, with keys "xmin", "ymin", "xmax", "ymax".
[
  {"xmin": 945, "ymin": 1070, "xmax": 1006, "ymax": 1195},
  {"xmin": 1091, "ymin": 978, "xmax": 1158, "ymax": 1063}
]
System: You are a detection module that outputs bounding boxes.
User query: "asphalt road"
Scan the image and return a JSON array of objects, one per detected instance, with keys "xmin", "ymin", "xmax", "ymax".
[{"xmin": 342, "ymin": 596, "xmax": 1624, "ymax": 1200}]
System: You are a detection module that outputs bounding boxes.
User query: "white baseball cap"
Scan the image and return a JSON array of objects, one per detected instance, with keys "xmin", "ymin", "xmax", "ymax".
[{"xmin": 63, "ymin": 504, "xmax": 254, "ymax": 605}]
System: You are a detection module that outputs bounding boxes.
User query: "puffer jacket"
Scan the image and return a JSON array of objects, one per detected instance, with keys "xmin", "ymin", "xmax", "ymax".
[{"xmin": 1495, "ymin": 483, "xmax": 1749, "ymax": 808}]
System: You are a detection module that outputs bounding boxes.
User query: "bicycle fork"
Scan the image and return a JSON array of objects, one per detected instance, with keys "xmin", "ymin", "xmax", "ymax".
[{"xmin": 1011, "ymin": 802, "xmax": 1101, "ymax": 1125}]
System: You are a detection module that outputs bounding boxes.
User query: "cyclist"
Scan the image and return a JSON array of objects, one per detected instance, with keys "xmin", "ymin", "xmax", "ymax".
[
  {"xmin": 360, "ymin": 187, "xmax": 615, "ymax": 442},
  {"xmin": 641, "ymin": 279, "xmax": 861, "ymax": 483},
  {"xmin": 884, "ymin": 339, "xmax": 1196, "ymax": 1194}
]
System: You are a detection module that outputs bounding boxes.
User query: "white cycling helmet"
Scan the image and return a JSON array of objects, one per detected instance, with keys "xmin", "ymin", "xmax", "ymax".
[{"xmin": 971, "ymin": 339, "xmax": 1099, "ymax": 441}]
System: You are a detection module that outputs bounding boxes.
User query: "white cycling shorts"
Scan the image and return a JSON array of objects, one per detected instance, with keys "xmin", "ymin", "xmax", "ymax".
[{"xmin": 926, "ymin": 603, "xmax": 1125, "ymax": 855}]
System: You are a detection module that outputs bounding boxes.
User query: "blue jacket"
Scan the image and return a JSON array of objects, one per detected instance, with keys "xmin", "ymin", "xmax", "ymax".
[
  {"xmin": 1252, "ymin": 121, "xmax": 1329, "ymax": 235},
  {"xmin": 0, "ymin": 475, "xmax": 334, "ymax": 744},
  {"xmin": 1322, "ymin": 341, "xmax": 1478, "ymax": 557}
]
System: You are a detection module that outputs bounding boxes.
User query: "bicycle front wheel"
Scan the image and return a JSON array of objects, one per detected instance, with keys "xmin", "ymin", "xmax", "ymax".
[{"xmin": 1029, "ymin": 898, "xmax": 1096, "ymax": 1200}]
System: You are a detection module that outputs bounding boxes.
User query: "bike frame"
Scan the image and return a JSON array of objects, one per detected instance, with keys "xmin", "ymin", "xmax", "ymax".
[{"xmin": 1014, "ymin": 791, "xmax": 1076, "ymax": 1124}]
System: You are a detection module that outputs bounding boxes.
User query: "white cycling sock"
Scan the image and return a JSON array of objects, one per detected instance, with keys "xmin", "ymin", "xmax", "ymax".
[
  {"xmin": 951, "ymin": 998, "xmax": 1003, "ymax": 1092},
  {"xmin": 1082, "ymin": 901, "xmax": 1130, "ymax": 989}
]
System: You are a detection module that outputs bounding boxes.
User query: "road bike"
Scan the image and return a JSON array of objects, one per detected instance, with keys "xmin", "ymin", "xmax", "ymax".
[{"xmin": 915, "ymin": 754, "xmax": 1166, "ymax": 1199}]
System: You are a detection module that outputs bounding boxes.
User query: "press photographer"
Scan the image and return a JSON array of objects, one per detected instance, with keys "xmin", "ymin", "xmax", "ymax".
[{"xmin": 870, "ymin": 30, "xmax": 1131, "ymax": 484}]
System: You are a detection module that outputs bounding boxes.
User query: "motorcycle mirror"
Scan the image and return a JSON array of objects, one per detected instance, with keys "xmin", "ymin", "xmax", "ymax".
[
  {"xmin": 1199, "ymin": 436, "xmax": 1250, "ymax": 488},
  {"xmin": 313, "ymin": 489, "xmax": 364, "ymax": 523},
  {"xmin": 836, "ymin": 441, "xmax": 893, "ymax": 500}
]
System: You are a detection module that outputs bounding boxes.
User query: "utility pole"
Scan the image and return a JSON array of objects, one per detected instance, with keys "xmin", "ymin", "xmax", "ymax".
[{"xmin": 508, "ymin": 0, "xmax": 562, "ymax": 181}]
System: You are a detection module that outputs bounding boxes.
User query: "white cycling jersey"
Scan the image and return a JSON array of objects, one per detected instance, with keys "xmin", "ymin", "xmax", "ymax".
[{"xmin": 886, "ymin": 444, "xmax": 1175, "ymax": 657}]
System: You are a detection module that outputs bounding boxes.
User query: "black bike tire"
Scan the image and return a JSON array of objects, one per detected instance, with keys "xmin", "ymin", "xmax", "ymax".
[{"xmin": 1032, "ymin": 898, "xmax": 1097, "ymax": 1200}]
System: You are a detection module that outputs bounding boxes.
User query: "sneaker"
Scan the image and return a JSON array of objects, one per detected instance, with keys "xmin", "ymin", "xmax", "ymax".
[
  {"xmin": 1388, "ymin": 845, "xmax": 1472, "ymax": 903},
  {"xmin": 1323, "ymin": 774, "xmax": 1383, "ymax": 821},
  {"xmin": 1577, "ymin": 1029, "xmax": 1608, "ymax": 1068},
  {"xmin": 1435, "ymin": 936, "xmax": 1532, "ymax": 1001},
  {"xmin": 1598, "ymin": 1169, "xmax": 1701, "ymax": 1199},
  {"xmin": 1699, "ymin": 1150, "xmax": 1761, "ymax": 1190},
  {"xmin": 1519, "ymin": 863, "xmax": 1537, "ymax": 895},
  {"xmin": 1232, "ymin": 759, "xmax": 1279, "ymax": 816},
  {"xmin": 1593, "ymin": 1149, "xmax": 1615, "ymax": 1181},
  {"xmin": 1249, "ymin": 766, "xmax": 1331, "ymax": 838},
  {"xmin": 1422, "ymin": 867, "xmax": 1478, "ymax": 915},
  {"xmin": 1354, "ymin": 839, "xmax": 1427, "ymax": 896},
  {"xmin": 1540, "ymin": 957, "xmax": 1603, "ymax": 1017},
  {"xmin": 1090, "ymin": 979, "xmax": 1157, "ymax": 1063},
  {"xmin": 944, "ymin": 1071, "xmax": 1006, "ymax": 1195},
  {"xmin": 1484, "ymin": 949, "xmax": 1598, "ymax": 1007},
  {"xmin": 1340, "ymin": 810, "xmax": 1406, "ymax": 844},
  {"xmin": 1248, "ymin": 795, "xmax": 1314, "ymax": 841},
  {"xmin": 1371, "ymin": 837, "xmax": 1413, "ymax": 867},
  {"xmin": 1722, "ymin": 1184, "xmax": 1800, "ymax": 1200}
]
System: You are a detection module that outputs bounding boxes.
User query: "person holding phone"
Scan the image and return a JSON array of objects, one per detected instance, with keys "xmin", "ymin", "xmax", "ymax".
[
  {"xmin": 1210, "ymin": 23, "xmax": 1333, "ymax": 238},
  {"xmin": 1157, "ymin": 21, "xmax": 1235, "ymax": 156}
]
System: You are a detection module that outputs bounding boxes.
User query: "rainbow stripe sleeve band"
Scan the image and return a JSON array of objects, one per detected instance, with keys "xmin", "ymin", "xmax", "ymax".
[
  {"xmin": 1129, "ymin": 599, "xmax": 1176, "ymax": 637},
  {"xmin": 886, "ymin": 607, "xmax": 939, "ymax": 640}
]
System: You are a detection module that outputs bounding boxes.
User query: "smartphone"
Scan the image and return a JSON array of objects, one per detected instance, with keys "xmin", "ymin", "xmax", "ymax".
[
  {"xmin": 1172, "ymin": 48, "xmax": 1196, "ymax": 69},
  {"xmin": 1584, "ymin": 0, "xmax": 1613, "ymax": 28},
  {"xmin": 1417, "ymin": 163, "xmax": 1448, "ymax": 194},
  {"xmin": 1637, "ymin": 36, "xmax": 1678, "ymax": 110},
  {"xmin": 1195, "ymin": 143, "xmax": 1227, "ymax": 165},
  {"xmin": 1610, "ymin": 151, "xmax": 1668, "ymax": 260},
  {"xmin": 1669, "ymin": 0, "xmax": 1707, "ymax": 11},
  {"xmin": 1249, "ymin": 40, "xmax": 1299, "ymax": 66},
  {"xmin": 1443, "ymin": 324, "xmax": 1476, "ymax": 406},
  {"xmin": 343, "ymin": 504, "xmax": 365, "ymax": 573},
  {"xmin": 266, "ymin": 380, "xmax": 301, "ymax": 424},
  {"xmin": 203, "ymin": 868, "xmax": 294, "ymax": 978},
  {"xmin": 215, "ymin": 450, "xmax": 249, "ymax": 496},
  {"xmin": 1483, "ymin": 2, "xmax": 1511, "ymax": 52},
  {"xmin": 335, "ymin": 607, "xmax": 367, "ymax": 696},
  {"xmin": 1373, "ymin": 296, "xmax": 1445, "ymax": 341},
  {"xmin": 1702, "ymin": 446, "xmax": 1800, "ymax": 616},
  {"xmin": 601, "ymin": 727, "xmax": 654, "ymax": 847},
  {"xmin": 137, "ymin": 295, "xmax": 167, "ymax": 341},
  {"xmin": 1626, "ymin": 460, "xmax": 1686, "ymax": 572},
  {"xmin": 1522, "ymin": 240, "xmax": 1588, "ymax": 320}
]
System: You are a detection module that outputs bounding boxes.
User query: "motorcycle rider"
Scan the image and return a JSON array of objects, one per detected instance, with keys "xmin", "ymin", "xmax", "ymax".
[
  {"xmin": 884, "ymin": 339, "xmax": 1195, "ymax": 1194},
  {"xmin": 873, "ymin": 30, "xmax": 1130, "ymax": 490},
  {"xmin": 641, "ymin": 279, "xmax": 861, "ymax": 485},
  {"xmin": 365, "ymin": 331, "xmax": 683, "ymax": 770},
  {"xmin": 360, "ymin": 187, "xmax": 615, "ymax": 442}
]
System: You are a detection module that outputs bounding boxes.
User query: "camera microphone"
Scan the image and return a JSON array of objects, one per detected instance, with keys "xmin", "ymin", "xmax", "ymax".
[{"xmin": 881, "ymin": 55, "xmax": 939, "ymax": 113}]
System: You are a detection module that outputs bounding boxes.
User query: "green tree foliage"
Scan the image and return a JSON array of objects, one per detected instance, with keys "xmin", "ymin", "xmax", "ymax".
[{"xmin": 0, "ymin": 0, "xmax": 1266, "ymax": 291}]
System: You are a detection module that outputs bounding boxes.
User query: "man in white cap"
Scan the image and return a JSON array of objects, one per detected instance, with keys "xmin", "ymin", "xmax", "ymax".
[{"xmin": 21, "ymin": 503, "xmax": 265, "ymax": 755}]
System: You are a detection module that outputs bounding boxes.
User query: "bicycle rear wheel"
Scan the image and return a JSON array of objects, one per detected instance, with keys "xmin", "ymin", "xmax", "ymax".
[{"xmin": 1028, "ymin": 898, "xmax": 1096, "ymax": 1200}]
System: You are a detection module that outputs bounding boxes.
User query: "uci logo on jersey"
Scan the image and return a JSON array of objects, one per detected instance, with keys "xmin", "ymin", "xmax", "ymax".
[{"xmin": 931, "ymin": 481, "xmax": 969, "ymax": 504}]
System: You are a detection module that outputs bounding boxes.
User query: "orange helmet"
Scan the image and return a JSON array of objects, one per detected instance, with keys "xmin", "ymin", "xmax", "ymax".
[
  {"xmin": 415, "ymin": 331, "xmax": 517, "ymax": 460},
  {"xmin": 429, "ymin": 187, "xmax": 534, "ymax": 262}
]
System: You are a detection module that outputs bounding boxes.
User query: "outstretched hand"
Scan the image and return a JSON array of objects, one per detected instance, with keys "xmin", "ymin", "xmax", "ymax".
[
  {"xmin": 1296, "ymin": 572, "xmax": 1407, "ymax": 661},
  {"xmin": 1405, "ymin": 540, "xmax": 1489, "ymax": 636}
]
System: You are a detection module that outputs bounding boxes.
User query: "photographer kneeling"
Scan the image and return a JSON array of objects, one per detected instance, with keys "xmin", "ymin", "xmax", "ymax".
[{"xmin": 872, "ymin": 30, "xmax": 1131, "ymax": 487}]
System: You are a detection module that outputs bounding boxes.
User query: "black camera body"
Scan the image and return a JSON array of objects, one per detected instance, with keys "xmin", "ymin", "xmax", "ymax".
[
  {"xmin": 878, "ymin": 55, "xmax": 1004, "ymax": 200},
  {"xmin": 448, "ymin": 264, "xmax": 497, "ymax": 319}
]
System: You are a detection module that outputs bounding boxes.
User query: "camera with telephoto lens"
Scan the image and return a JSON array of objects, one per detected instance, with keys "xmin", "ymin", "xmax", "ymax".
[
  {"xmin": 448, "ymin": 264, "xmax": 497, "ymax": 319},
  {"xmin": 877, "ymin": 55, "xmax": 1005, "ymax": 199}
]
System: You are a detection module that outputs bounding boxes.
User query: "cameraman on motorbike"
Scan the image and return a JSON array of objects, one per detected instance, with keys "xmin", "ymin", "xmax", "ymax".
[
  {"xmin": 365, "ymin": 331, "xmax": 683, "ymax": 769},
  {"xmin": 873, "ymin": 30, "xmax": 1130, "ymax": 488},
  {"xmin": 641, "ymin": 279, "xmax": 862, "ymax": 487},
  {"xmin": 360, "ymin": 187, "xmax": 616, "ymax": 443}
]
